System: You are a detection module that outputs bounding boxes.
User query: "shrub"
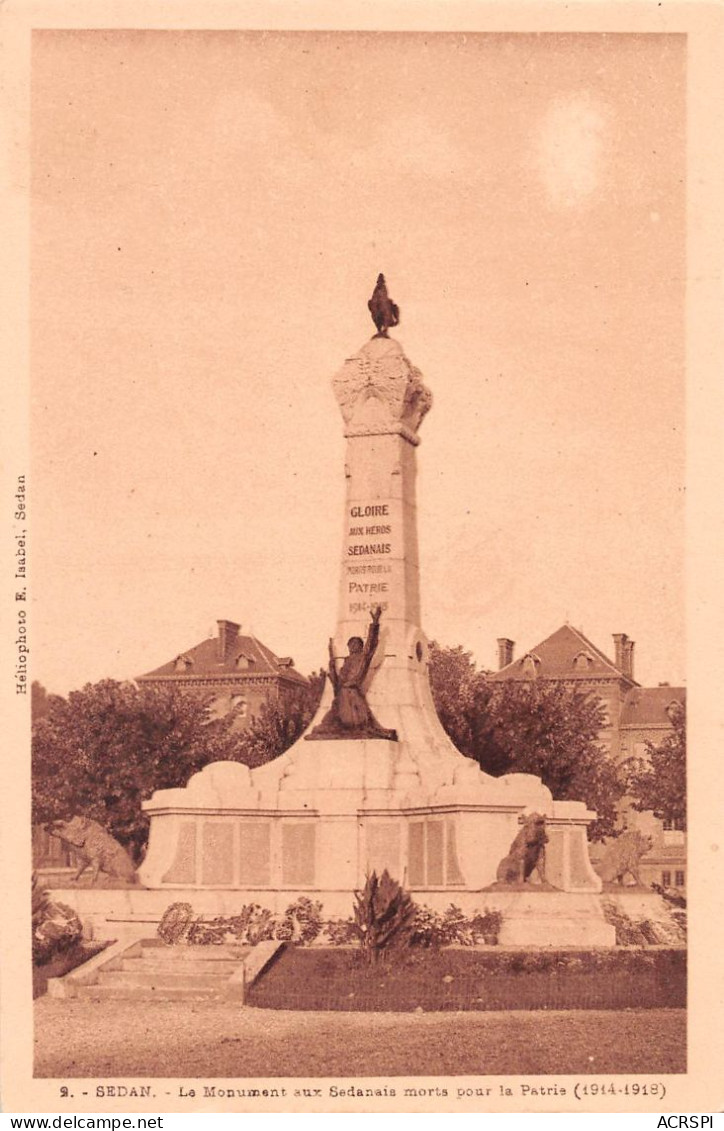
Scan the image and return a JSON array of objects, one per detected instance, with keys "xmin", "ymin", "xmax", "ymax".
[
  {"xmin": 409, "ymin": 905, "xmax": 446, "ymax": 948},
  {"xmin": 32, "ymin": 874, "xmax": 82, "ymax": 965},
  {"xmin": 324, "ymin": 918, "xmax": 358, "ymax": 945},
  {"xmin": 602, "ymin": 900, "xmax": 646, "ymax": 945},
  {"xmin": 651, "ymin": 881, "xmax": 687, "ymax": 909},
  {"xmin": 353, "ymin": 871, "xmax": 416, "ymax": 962},
  {"xmin": 601, "ymin": 899, "xmax": 685, "ymax": 946},
  {"xmin": 276, "ymin": 898, "xmax": 324, "ymax": 944},
  {"xmin": 409, "ymin": 904, "xmax": 502, "ymax": 948},
  {"xmin": 670, "ymin": 909, "xmax": 687, "ymax": 940}
]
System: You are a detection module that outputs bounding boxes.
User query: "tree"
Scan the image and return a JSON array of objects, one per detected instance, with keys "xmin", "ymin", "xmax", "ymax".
[
  {"xmin": 626, "ymin": 701, "xmax": 686, "ymax": 829},
  {"xmin": 428, "ymin": 644, "xmax": 624, "ymax": 839},
  {"xmin": 480, "ymin": 681, "xmax": 623, "ymax": 838},
  {"xmin": 426, "ymin": 643, "xmax": 484, "ymax": 757},
  {"xmin": 31, "ymin": 681, "xmax": 52, "ymax": 722},
  {"xmin": 233, "ymin": 671, "xmax": 325, "ymax": 769},
  {"xmin": 32, "ymin": 680, "xmax": 243, "ymax": 861}
]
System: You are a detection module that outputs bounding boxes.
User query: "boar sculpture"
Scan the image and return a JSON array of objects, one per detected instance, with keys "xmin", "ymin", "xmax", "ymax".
[{"xmin": 46, "ymin": 816, "xmax": 138, "ymax": 885}]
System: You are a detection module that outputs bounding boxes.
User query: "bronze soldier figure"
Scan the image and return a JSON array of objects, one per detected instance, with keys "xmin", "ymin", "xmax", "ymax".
[{"xmin": 307, "ymin": 605, "xmax": 397, "ymax": 741}]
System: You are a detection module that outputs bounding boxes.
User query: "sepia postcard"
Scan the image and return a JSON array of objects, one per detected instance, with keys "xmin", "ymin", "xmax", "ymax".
[{"xmin": 1, "ymin": 0, "xmax": 723, "ymax": 1116}]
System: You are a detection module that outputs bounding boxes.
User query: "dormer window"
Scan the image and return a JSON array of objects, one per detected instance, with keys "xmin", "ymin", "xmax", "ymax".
[
  {"xmin": 665, "ymin": 700, "xmax": 683, "ymax": 723},
  {"xmin": 522, "ymin": 653, "xmax": 541, "ymax": 679},
  {"xmin": 573, "ymin": 650, "xmax": 594, "ymax": 670},
  {"xmin": 174, "ymin": 655, "xmax": 193, "ymax": 672},
  {"xmin": 235, "ymin": 652, "xmax": 256, "ymax": 670}
]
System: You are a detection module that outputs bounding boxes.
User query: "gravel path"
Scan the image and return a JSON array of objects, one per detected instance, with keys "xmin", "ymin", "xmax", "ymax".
[{"xmin": 34, "ymin": 998, "xmax": 686, "ymax": 1078}]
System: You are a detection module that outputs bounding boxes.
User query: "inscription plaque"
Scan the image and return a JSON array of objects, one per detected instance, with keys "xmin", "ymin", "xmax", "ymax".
[
  {"xmin": 282, "ymin": 823, "xmax": 315, "ymax": 886},
  {"xmin": 238, "ymin": 821, "xmax": 272, "ymax": 886},
  {"xmin": 426, "ymin": 819, "xmax": 444, "ymax": 885},
  {"xmin": 201, "ymin": 821, "xmax": 234, "ymax": 886},
  {"xmin": 408, "ymin": 821, "xmax": 425, "ymax": 887},
  {"xmin": 445, "ymin": 818, "xmax": 465, "ymax": 885},
  {"xmin": 365, "ymin": 821, "xmax": 401, "ymax": 877},
  {"xmin": 161, "ymin": 821, "xmax": 197, "ymax": 885}
]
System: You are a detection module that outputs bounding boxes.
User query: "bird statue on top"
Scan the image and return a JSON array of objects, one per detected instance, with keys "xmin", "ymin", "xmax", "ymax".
[{"xmin": 368, "ymin": 273, "xmax": 400, "ymax": 337}]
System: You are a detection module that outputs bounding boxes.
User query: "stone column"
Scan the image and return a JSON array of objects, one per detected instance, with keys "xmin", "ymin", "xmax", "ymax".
[{"xmin": 329, "ymin": 335, "xmax": 433, "ymax": 736}]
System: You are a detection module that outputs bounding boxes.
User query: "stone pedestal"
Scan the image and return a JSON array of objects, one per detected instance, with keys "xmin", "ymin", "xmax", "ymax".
[
  {"xmin": 140, "ymin": 331, "xmax": 606, "ymax": 945},
  {"xmin": 495, "ymin": 891, "xmax": 615, "ymax": 947},
  {"xmin": 139, "ymin": 757, "xmax": 601, "ymax": 898}
]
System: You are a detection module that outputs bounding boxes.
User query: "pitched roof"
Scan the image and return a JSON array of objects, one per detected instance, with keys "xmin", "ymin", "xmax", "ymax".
[
  {"xmin": 137, "ymin": 626, "xmax": 307, "ymax": 685},
  {"xmin": 620, "ymin": 686, "xmax": 686, "ymax": 727},
  {"xmin": 489, "ymin": 624, "xmax": 635, "ymax": 683}
]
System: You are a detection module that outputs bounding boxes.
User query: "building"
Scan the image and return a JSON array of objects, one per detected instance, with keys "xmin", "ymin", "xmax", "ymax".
[
  {"xmin": 490, "ymin": 624, "xmax": 686, "ymax": 890},
  {"xmin": 137, "ymin": 618, "xmax": 308, "ymax": 729},
  {"xmin": 32, "ymin": 620, "xmax": 308, "ymax": 874}
]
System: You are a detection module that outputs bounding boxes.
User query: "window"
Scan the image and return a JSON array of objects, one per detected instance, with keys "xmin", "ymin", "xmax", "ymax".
[
  {"xmin": 662, "ymin": 870, "xmax": 672, "ymax": 888},
  {"xmin": 662, "ymin": 818, "xmax": 685, "ymax": 832},
  {"xmin": 675, "ymin": 871, "xmax": 685, "ymax": 888},
  {"xmin": 235, "ymin": 653, "xmax": 255, "ymax": 670},
  {"xmin": 521, "ymin": 653, "xmax": 541, "ymax": 679},
  {"xmin": 573, "ymin": 650, "xmax": 594, "ymax": 671}
]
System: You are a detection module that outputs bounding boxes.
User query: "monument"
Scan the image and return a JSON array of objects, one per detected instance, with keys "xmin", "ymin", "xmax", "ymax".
[{"xmin": 139, "ymin": 277, "xmax": 613, "ymax": 945}]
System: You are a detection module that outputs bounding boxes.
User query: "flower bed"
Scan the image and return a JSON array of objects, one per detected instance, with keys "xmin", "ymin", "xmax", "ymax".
[
  {"xmin": 246, "ymin": 946, "xmax": 686, "ymax": 1012},
  {"xmin": 155, "ymin": 894, "xmax": 502, "ymax": 949}
]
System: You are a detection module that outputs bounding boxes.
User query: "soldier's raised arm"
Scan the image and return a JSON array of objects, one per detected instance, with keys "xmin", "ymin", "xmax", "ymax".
[{"xmin": 328, "ymin": 637, "xmax": 340, "ymax": 690}]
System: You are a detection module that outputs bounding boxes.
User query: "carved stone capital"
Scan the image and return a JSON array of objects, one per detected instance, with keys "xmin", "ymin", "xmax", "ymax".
[{"xmin": 332, "ymin": 336, "xmax": 432, "ymax": 442}]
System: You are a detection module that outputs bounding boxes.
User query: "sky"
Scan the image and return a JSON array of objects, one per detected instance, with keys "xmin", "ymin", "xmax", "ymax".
[{"xmin": 30, "ymin": 29, "xmax": 686, "ymax": 695}]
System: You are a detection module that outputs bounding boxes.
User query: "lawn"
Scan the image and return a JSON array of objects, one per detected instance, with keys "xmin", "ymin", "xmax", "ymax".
[
  {"xmin": 247, "ymin": 946, "xmax": 685, "ymax": 1011},
  {"xmin": 34, "ymin": 997, "xmax": 685, "ymax": 1078}
]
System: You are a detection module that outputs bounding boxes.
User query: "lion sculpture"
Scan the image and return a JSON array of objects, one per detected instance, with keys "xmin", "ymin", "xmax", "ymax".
[
  {"xmin": 496, "ymin": 812, "xmax": 548, "ymax": 885},
  {"xmin": 596, "ymin": 830, "xmax": 653, "ymax": 886},
  {"xmin": 46, "ymin": 816, "xmax": 138, "ymax": 885}
]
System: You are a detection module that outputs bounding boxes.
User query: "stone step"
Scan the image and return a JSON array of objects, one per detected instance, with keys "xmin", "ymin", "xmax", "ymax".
[
  {"xmin": 126, "ymin": 956, "xmax": 241, "ymax": 974},
  {"xmin": 75, "ymin": 983, "xmax": 224, "ymax": 1001},
  {"xmin": 97, "ymin": 971, "xmax": 229, "ymax": 989},
  {"xmin": 139, "ymin": 945, "xmax": 248, "ymax": 961}
]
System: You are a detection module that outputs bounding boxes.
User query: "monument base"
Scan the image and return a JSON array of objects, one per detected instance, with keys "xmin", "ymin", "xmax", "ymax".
[
  {"xmin": 138, "ymin": 757, "xmax": 602, "ymax": 897},
  {"xmin": 493, "ymin": 891, "xmax": 615, "ymax": 947},
  {"xmin": 48, "ymin": 886, "xmax": 614, "ymax": 947}
]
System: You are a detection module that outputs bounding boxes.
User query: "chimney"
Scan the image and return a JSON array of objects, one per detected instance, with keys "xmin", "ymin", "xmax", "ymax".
[
  {"xmin": 497, "ymin": 638, "xmax": 515, "ymax": 669},
  {"xmin": 217, "ymin": 619, "xmax": 240, "ymax": 661},
  {"xmin": 612, "ymin": 633, "xmax": 627, "ymax": 672},
  {"xmin": 612, "ymin": 633, "xmax": 634, "ymax": 679}
]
